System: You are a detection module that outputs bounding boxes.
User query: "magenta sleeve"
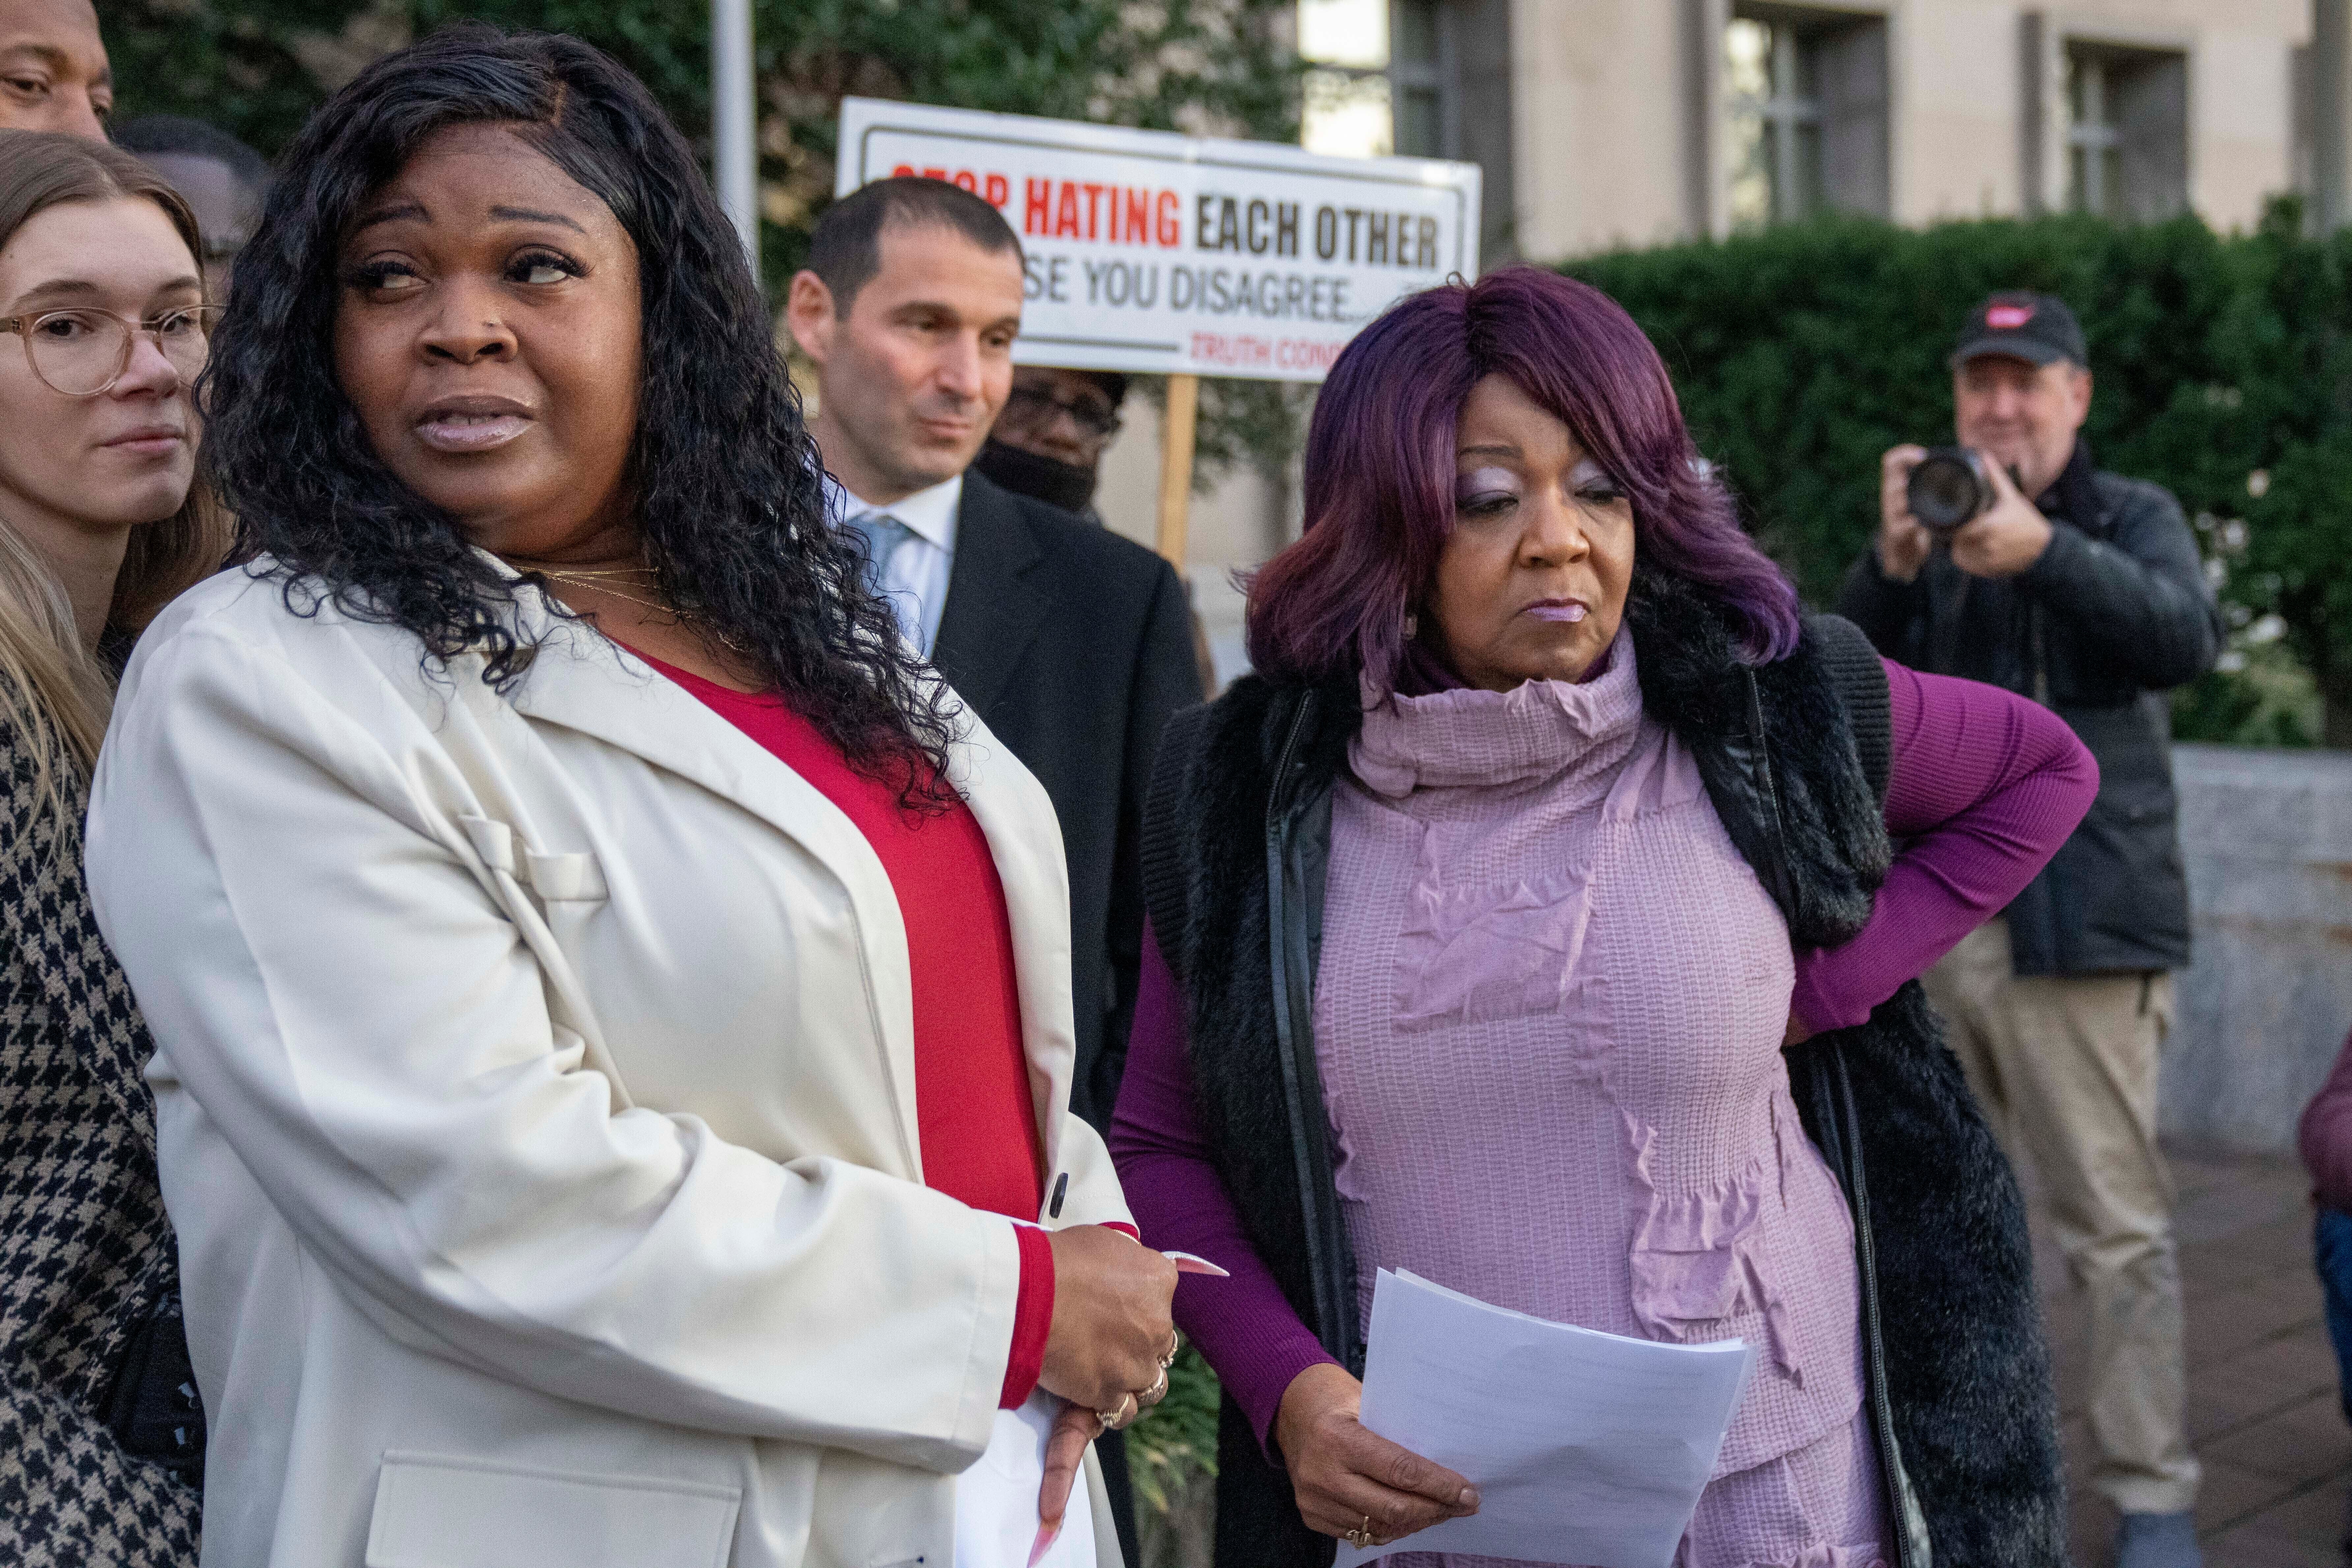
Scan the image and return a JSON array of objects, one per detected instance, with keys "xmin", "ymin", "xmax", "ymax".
[
  {"xmin": 1789, "ymin": 660, "xmax": 2099, "ymax": 1034},
  {"xmin": 2301, "ymin": 1033, "xmax": 2352, "ymax": 1214},
  {"xmin": 1108, "ymin": 920, "xmax": 1340, "ymax": 1451}
]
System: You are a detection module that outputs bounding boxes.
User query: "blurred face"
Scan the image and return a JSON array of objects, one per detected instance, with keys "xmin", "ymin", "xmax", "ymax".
[
  {"xmin": 333, "ymin": 123, "xmax": 642, "ymax": 560},
  {"xmin": 992, "ymin": 366, "xmax": 1120, "ymax": 470},
  {"xmin": 1953, "ymin": 353, "xmax": 2091, "ymax": 501},
  {"xmin": 1426, "ymin": 374, "xmax": 1636, "ymax": 693},
  {"xmin": 0, "ymin": 197, "xmax": 201, "ymax": 552},
  {"xmin": 0, "ymin": 0, "xmax": 109, "ymax": 139},
  {"xmin": 138, "ymin": 151, "xmax": 259, "ymax": 298},
  {"xmin": 788, "ymin": 220, "xmax": 1022, "ymax": 502}
]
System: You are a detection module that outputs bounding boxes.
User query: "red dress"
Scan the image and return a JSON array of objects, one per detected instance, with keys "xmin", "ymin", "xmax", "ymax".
[{"xmin": 639, "ymin": 652, "xmax": 1054, "ymax": 1406}]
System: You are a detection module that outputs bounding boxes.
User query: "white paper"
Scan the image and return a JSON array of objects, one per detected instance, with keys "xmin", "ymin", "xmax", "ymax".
[{"xmin": 1333, "ymin": 1270, "xmax": 1754, "ymax": 1568}]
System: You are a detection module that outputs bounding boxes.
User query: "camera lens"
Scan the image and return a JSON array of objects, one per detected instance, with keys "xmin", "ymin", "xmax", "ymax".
[{"xmin": 1908, "ymin": 450, "xmax": 1989, "ymax": 532}]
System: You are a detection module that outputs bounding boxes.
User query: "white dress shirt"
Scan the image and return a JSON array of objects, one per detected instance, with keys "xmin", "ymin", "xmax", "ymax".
[{"xmin": 828, "ymin": 472, "xmax": 961, "ymax": 657}]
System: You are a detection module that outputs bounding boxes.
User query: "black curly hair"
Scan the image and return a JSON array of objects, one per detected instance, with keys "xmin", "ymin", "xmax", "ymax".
[{"xmin": 201, "ymin": 24, "xmax": 957, "ymax": 805}]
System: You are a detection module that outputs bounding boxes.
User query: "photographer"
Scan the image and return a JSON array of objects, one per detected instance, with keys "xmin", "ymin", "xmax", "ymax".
[{"xmin": 1839, "ymin": 291, "xmax": 2222, "ymax": 1568}]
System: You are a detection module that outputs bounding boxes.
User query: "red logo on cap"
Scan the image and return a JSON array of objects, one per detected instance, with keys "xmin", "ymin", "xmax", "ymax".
[{"xmin": 1986, "ymin": 303, "xmax": 2035, "ymax": 329}]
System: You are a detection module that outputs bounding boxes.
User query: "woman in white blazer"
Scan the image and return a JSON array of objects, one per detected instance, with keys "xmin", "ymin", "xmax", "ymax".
[{"xmin": 83, "ymin": 28, "xmax": 1176, "ymax": 1568}]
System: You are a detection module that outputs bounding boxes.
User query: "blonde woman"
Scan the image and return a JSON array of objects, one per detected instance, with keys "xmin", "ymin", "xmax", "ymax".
[{"xmin": 0, "ymin": 129, "xmax": 225, "ymax": 1565}]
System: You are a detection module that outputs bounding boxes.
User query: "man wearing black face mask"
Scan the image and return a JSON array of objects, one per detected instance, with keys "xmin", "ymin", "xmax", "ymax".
[
  {"xmin": 978, "ymin": 368, "xmax": 1218, "ymax": 695},
  {"xmin": 977, "ymin": 366, "xmax": 1128, "ymax": 522}
]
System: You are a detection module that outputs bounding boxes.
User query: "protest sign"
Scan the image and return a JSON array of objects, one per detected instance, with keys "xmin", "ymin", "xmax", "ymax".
[
  {"xmin": 833, "ymin": 98, "xmax": 1481, "ymax": 560},
  {"xmin": 834, "ymin": 98, "xmax": 1481, "ymax": 385}
]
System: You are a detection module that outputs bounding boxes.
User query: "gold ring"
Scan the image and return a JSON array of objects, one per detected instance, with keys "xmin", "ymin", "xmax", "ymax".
[
  {"xmin": 1095, "ymin": 1391, "xmax": 1139, "ymax": 1431},
  {"xmin": 1344, "ymin": 1514, "xmax": 1384, "ymax": 1548},
  {"xmin": 1136, "ymin": 1365, "xmax": 1171, "ymax": 1409},
  {"xmin": 1161, "ymin": 1331, "xmax": 1183, "ymax": 1370}
]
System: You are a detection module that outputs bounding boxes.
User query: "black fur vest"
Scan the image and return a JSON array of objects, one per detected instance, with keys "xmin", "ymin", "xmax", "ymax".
[{"xmin": 1138, "ymin": 572, "xmax": 2067, "ymax": 1568}]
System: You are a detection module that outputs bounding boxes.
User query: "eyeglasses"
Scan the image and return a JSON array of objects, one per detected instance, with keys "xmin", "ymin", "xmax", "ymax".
[
  {"xmin": 0, "ymin": 304, "xmax": 223, "ymax": 397},
  {"xmin": 1003, "ymin": 383, "xmax": 1123, "ymax": 440}
]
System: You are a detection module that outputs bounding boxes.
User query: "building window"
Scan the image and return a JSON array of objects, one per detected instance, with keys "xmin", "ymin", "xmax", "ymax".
[
  {"xmin": 1296, "ymin": 0, "xmax": 1448, "ymax": 161},
  {"xmin": 2066, "ymin": 43, "xmax": 2188, "ymax": 221},
  {"xmin": 1296, "ymin": 0, "xmax": 1518, "ymax": 260},
  {"xmin": 1725, "ymin": 7, "xmax": 1889, "ymax": 231},
  {"xmin": 1299, "ymin": 0, "xmax": 1395, "ymax": 159},
  {"xmin": 1390, "ymin": 0, "xmax": 1443, "ymax": 157},
  {"xmin": 2066, "ymin": 52, "xmax": 2123, "ymax": 215},
  {"xmin": 1727, "ymin": 18, "xmax": 1820, "ymax": 226}
]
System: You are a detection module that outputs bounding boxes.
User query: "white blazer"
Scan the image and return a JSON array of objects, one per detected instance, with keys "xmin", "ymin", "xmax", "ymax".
[{"xmin": 85, "ymin": 562, "xmax": 1135, "ymax": 1568}]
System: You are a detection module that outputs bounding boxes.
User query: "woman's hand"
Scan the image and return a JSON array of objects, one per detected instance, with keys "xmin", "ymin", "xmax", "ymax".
[
  {"xmin": 1038, "ymin": 1225, "xmax": 1177, "ymax": 1416},
  {"xmin": 1273, "ymin": 1362, "xmax": 1479, "ymax": 1544},
  {"xmin": 1036, "ymin": 1399, "xmax": 1105, "ymax": 1554}
]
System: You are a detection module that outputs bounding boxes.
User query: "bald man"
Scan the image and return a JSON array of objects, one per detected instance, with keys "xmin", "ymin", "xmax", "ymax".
[{"xmin": 0, "ymin": 0, "xmax": 110, "ymax": 139}]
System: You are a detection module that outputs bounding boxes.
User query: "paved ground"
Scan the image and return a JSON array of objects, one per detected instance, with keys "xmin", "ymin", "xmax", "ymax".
[{"xmin": 2044, "ymin": 1145, "xmax": 2348, "ymax": 1567}]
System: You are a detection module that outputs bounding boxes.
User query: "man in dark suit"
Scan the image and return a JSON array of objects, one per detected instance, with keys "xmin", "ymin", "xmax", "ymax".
[
  {"xmin": 786, "ymin": 177, "xmax": 1198, "ymax": 1558},
  {"xmin": 786, "ymin": 174, "xmax": 1199, "ymax": 1128},
  {"xmin": 930, "ymin": 483, "xmax": 1201, "ymax": 1123}
]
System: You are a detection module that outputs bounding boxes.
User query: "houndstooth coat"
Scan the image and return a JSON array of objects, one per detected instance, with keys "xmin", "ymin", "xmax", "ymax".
[{"xmin": 0, "ymin": 712, "xmax": 200, "ymax": 1564}]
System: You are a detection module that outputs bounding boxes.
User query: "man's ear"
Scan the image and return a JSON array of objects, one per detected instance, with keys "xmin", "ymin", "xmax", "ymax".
[
  {"xmin": 2068, "ymin": 365, "xmax": 2094, "ymax": 427},
  {"xmin": 784, "ymin": 270, "xmax": 837, "ymax": 366}
]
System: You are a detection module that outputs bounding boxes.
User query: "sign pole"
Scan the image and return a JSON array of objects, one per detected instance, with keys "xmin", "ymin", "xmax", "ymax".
[
  {"xmin": 711, "ymin": 0, "xmax": 759, "ymax": 271},
  {"xmin": 1156, "ymin": 372, "xmax": 1199, "ymax": 569}
]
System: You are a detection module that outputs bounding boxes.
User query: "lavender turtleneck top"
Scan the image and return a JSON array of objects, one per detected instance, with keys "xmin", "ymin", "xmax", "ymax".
[{"xmin": 1109, "ymin": 647, "xmax": 2096, "ymax": 1453}]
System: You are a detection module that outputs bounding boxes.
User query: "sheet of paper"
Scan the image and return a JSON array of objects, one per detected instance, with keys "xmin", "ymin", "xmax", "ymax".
[{"xmin": 1334, "ymin": 1270, "xmax": 1754, "ymax": 1568}]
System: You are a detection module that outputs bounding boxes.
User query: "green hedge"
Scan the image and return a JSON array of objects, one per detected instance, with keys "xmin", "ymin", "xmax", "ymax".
[{"xmin": 1559, "ymin": 201, "xmax": 2352, "ymax": 747}]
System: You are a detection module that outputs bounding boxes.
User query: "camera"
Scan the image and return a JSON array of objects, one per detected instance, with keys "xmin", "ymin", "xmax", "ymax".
[{"xmin": 1906, "ymin": 447, "xmax": 1998, "ymax": 534}]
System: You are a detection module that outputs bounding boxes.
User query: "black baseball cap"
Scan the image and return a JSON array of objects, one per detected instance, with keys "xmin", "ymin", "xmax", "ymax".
[{"xmin": 1951, "ymin": 291, "xmax": 2087, "ymax": 368}]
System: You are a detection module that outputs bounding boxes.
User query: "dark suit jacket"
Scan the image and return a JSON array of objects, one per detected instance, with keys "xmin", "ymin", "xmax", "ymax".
[{"xmin": 931, "ymin": 471, "xmax": 1202, "ymax": 1129}]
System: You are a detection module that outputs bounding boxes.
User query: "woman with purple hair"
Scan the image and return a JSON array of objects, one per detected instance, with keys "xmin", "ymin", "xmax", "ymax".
[{"xmin": 1112, "ymin": 267, "xmax": 2087, "ymax": 1568}]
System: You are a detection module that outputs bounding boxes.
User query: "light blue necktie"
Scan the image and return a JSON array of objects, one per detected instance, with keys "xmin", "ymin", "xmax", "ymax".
[{"xmin": 848, "ymin": 512, "xmax": 918, "ymax": 642}]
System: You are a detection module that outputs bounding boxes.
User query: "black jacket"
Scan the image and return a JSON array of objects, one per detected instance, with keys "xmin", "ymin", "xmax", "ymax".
[
  {"xmin": 1836, "ymin": 442, "xmax": 2221, "ymax": 974},
  {"xmin": 1139, "ymin": 573, "xmax": 2067, "ymax": 1568},
  {"xmin": 930, "ymin": 471, "xmax": 1201, "ymax": 1128}
]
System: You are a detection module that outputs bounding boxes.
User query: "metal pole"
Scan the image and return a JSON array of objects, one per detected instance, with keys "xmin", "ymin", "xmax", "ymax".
[{"xmin": 712, "ymin": 0, "xmax": 759, "ymax": 270}]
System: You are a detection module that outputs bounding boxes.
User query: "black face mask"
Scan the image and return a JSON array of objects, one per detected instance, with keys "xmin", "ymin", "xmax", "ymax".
[{"xmin": 974, "ymin": 437, "xmax": 1099, "ymax": 516}]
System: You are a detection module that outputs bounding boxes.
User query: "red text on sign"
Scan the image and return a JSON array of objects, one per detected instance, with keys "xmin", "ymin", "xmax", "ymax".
[
  {"xmin": 890, "ymin": 165, "xmax": 1012, "ymax": 208},
  {"xmin": 1021, "ymin": 178, "xmax": 1182, "ymax": 248},
  {"xmin": 1189, "ymin": 330, "xmax": 1344, "ymax": 374}
]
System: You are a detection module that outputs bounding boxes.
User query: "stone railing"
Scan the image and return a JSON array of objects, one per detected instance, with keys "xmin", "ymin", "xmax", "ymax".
[{"xmin": 2161, "ymin": 743, "xmax": 2352, "ymax": 1154}]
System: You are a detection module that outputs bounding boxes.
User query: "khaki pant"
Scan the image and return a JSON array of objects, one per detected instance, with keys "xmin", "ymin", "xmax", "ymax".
[{"xmin": 1921, "ymin": 919, "xmax": 2199, "ymax": 1516}]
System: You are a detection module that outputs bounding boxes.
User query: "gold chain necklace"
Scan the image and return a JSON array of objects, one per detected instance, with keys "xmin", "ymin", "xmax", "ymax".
[
  {"xmin": 516, "ymin": 561, "xmax": 677, "ymax": 619},
  {"xmin": 514, "ymin": 562, "xmax": 755, "ymax": 656},
  {"xmin": 520, "ymin": 563, "xmax": 653, "ymax": 581}
]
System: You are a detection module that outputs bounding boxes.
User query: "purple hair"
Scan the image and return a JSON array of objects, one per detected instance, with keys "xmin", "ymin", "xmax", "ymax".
[{"xmin": 1247, "ymin": 266, "xmax": 1801, "ymax": 691}]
